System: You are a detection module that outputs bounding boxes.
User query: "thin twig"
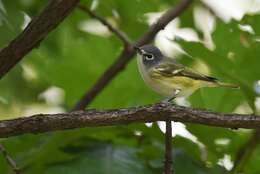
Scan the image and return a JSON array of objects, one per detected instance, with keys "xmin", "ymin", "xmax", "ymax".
[
  {"xmin": 72, "ymin": 0, "xmax": 193, "ymax": 111},
  {"xmin": 200, "ymin": 1, "xmax": 221, "ymax": 20},
  {"xmin": 1, "ymin": 103, "xmax": 260, "ymax": 138},
  {"xmin": 0, "ymin": 143, "xmax": 21, "ymax": 174},
  {"xmin": 135, "ymin": 0, "xmax": 193, "ymax": 46},
  {"xmin": 77, "ymin": 4, "xmax": 131, "ymax": 45},
  {"xmin": 231, "ymin": 129, "xmax": 260, "ymax": 173},
  {"xmin": 165, "ymin": 120, "xmax": 173, "ymax": 174}
]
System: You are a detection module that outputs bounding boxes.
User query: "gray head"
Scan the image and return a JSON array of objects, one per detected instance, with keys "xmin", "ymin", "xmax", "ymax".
[{"xmin": 135, "ymin": 45, "xmax": 164, "ymax": 69}]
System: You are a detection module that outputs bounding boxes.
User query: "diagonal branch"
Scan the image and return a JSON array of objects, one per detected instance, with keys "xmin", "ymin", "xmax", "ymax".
[
  {"xmin": 0, "ymin": 143, "xmax": 22, "ymax": 174},
  {"xmin": 135, "ymin": 0, "xmax": 193, "ymax": 46},
  {"xmin": 0, "ymin": 0, "xmax": 79, "ymax": 79},
  {"xmin": 77, "ymin": 4, "xmax": 131, "ymax": 45},
  {"xmin": 0, "ymin": 0, "xmax": 80, "ymax": 171},
  {"xmin": 72, "ymin": 0, "xmax": 194, "ymax": 110},
  {"xmin": 231, "ymin": 129, "xmax": 260, "ymax": 173},
  {"xmin": 71, "ymin": 45, "xmax": 134, "ymax": 111},
  {"xmin": 1, "ymin": 103, "xmax": 260, "ymax": 138}
]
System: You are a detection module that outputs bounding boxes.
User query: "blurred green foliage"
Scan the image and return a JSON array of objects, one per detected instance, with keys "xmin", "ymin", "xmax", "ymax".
[{"xmin": 0, "ymin": 0, "xmax": 259, "ymax": 173}]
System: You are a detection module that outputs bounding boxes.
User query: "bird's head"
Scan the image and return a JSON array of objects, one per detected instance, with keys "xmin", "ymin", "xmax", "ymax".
[{"xmin": 134, "ymin": 45, "xmax": 163, "ymax": 68}]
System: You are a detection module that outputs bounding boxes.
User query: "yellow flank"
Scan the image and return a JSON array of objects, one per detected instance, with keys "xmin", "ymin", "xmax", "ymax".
[
  {"xmin": 150, "ymin": 71, "xmax": 209, "ymax": 88},
  {"xmin": 156, "ymin": 76, "xmax": 203, "ymax": 88},
  {"xmin": 146, "ymin": 67, "xmax": 223, "ymax": 97},
  {"xmin": 149, "ymin": 71, "xmax": 217, "ymax": 96},
  {"xmin": 173, "ymin": 76, "xmax": 201, "ymax": 87}
]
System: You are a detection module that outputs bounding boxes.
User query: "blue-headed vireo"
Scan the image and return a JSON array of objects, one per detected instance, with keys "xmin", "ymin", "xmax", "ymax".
[{"xmin": 135, "ymin": 45, "xmax": 239, "ymax": 101}]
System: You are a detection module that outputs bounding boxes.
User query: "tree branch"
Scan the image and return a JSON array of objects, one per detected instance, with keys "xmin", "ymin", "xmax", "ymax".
[
  {"xmin": 1, "ymin": 103, "xmax": 260, "ymax": 138},
  {"xmin": 0, "ymin": 143, "xmax": 22, "ymax": 174},
  {"xmin": 0, "ymin": 0, "xmax": 79, "ymax": 79},
  {"xmin": 77, "ymin": 4, "xmax": 131, "ymax": 45},
  {"xmin": 0, "ymin": 0, "xmax": 80, "ymax": 171},
  {"xmin": 71, "ymin": 0, "xmax": 194, "ymax": 111},
  {"xmin": 165, "ymin": 120, "xmax": 173, "ymax": 174}
]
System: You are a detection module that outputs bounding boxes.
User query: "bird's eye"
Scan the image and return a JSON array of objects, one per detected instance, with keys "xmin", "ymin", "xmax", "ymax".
[{"xmin": 144, "ymin": 54, "xmax": 154, "ymax": 60}]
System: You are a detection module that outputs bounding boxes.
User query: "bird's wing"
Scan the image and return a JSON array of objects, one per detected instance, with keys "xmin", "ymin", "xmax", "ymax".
[{"xmin": 151, "ymin": 61, "xmax": 218, "ymax": 82}]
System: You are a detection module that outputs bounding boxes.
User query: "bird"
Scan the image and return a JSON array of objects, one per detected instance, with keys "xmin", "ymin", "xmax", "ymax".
[{"xmin": 135, "ymin": 45, "xmax": 239, "ymax": 102}]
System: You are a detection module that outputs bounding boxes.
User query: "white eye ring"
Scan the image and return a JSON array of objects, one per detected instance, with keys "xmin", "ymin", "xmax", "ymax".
[{"xmin": 144, "ymin": 54, "xmax": 154, "ymax": 60}]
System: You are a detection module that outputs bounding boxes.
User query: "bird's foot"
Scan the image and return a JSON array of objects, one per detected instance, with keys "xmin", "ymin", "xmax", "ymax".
[
  {"xmin": 160, "ymin": 89, "xmax": 180, "ymax": 103},
  {"xmin": 159, "ymin": 96, "xmax": 176, "ymax": 104}
]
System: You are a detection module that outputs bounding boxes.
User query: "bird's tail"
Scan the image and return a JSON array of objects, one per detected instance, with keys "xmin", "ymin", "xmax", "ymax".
[{"xmin": 216, "ymin": 82, "xmax": 240, "ymax": 89}]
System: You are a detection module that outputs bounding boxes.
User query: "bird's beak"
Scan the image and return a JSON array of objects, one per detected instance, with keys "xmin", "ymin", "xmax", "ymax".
[{"xmin": 133, "ymin": 46, "xmax": 143, "ymax": 55}]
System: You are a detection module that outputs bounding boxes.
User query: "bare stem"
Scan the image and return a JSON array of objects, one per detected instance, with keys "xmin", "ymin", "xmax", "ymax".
[
  {"xmin": 0, "ymin": 143, "xmax": 21, "ymax": 174},
  {"xmin": 77, "ymin": 4, "xmax": 131, "ymax": 45},
  {"xmin": 165, "ymin": 120, "xmax": 173, "ymax": 174}
]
